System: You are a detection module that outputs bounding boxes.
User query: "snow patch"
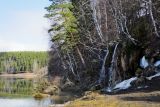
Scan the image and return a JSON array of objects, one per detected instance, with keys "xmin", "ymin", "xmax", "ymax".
[
  {"xmin": 145, "ymin": 86, "xmax": 149, "ymax": 88},
  {"xmin": 105, "ymin": 72, "xmax": 160, "ymax": 92},
  {"xmin": 113, "ymin": 77, "xmax": 137, "ymax": 90},
  {"xmin": 154, "ymin": 61, "xmax": 160, "ymax": 67},
  {"xmin": 137, "ymin": 86, "xmax": 148, "ymax": 89},
  {"xmin": 113, "ymin": 72, "xmax": 160, "ymax": 91},
  {"xmin": 106, "ymin": 88, "xmax": 112, "ymax": 92},
  {"xmin": 146, "ymin": 72, "xmax": 160, "ymax": 80},
  {"xmin": 105, "ymin": 57, "xmax": 160, "ymax": 92},
  {"xmin": 137, "ymin": 86, "xmax": 143, "ymax": 89},
  {"xmin": 140, "ymin": 56, "xmax": 149, "ymax": 68}
]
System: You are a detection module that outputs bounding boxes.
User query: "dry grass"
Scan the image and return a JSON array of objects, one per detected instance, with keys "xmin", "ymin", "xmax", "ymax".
[{"xmin": 65, "ymin": 91, "xmax": 160, "ymax": 107}]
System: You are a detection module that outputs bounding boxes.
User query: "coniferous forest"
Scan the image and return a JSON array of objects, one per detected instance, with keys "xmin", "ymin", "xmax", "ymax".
[{"xmin": 0, "ymin": 52, "xmax": 48, "ymax": 74}]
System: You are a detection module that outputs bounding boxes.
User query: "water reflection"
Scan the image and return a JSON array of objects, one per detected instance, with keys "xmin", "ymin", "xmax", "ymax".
[
  {"xmin": 0, "ymin": 78, "xmax": 33, "ymax": 97},
  {"xmin": 0, "ymin": 77, "xmax": 54, "ymax": 107},
  {"xmin": 0, "ymin": 98, "xmax": 53, "ymax": 107}
]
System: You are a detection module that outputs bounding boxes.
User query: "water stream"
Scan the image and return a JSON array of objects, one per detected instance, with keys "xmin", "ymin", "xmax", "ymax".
[
  {"xmin": 107, "ymin": 43, "xmax": 119, "ymax": 92},
  {"xmin": 98, "ymin": 50, "xmax": 109, "ymax": 84}
]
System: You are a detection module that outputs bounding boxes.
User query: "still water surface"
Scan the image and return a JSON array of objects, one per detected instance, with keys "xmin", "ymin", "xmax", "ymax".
[{"xmin": 0, "ymin": 77, "xmax": 53, "ymax": 107}]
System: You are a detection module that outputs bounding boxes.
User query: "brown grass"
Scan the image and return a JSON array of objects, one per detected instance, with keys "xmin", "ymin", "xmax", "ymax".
[{"xmin": 65, "ymin": 91, "xmax": 160, "ymax": 107}]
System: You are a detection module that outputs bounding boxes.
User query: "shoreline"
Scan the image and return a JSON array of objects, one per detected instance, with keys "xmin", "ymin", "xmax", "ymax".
[
  {"xmin": 49, "ymin": 102, "xmax": 70, "ymax": 107},
  {"xmin": 63, "ymin": 91, "xmax": 160, "ymax": 107},
  {"xmin": 0, "ymin": 73, "xmax": 37, "ymax": 79}
]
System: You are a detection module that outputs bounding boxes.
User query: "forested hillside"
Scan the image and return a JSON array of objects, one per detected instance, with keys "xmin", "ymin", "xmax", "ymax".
[
  {"xmin": 46, "ymin": 0, "xmax": 160, "ymax": 93},
  {"xmin": 0, "ymin": 52, "xmax": 48, "ymax": 74}
]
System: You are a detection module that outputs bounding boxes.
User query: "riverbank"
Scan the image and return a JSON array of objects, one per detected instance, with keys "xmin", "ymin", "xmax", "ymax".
[
  {"xmin": 49, "ymin": 75, "xmax": 160, "ymax": 107},
  {"xmin": 0, "ymin": 73, "xmax": 37, "ymax": 79},
  {"xmin": 64, "ymin": 91, "xmax": 160, "ymax": 107},
  {"xmin": 62, "ymin": 74, "xmax": 160, "ymax": 107}
]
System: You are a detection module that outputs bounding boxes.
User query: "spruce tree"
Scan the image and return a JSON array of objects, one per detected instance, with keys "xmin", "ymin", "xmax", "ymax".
[{"xmin": 45, "ymin": 1, "xmax": 79, "ymax": 52}]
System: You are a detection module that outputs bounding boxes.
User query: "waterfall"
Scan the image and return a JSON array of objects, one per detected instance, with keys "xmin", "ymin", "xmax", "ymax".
[
  {"xmin": 90, "ymin": 0, "xmax": 104, "ymax": 42},
  {"xmin": 90, "ymin": 0, "xmax": 120, "ymax": 91},
  {"xmin": 107, "ymin": 43, "xmax": 119, "ymax": 92},
  {"xmin": 98, "ymin": 50, "xmax": 109, "ymax": 84}
]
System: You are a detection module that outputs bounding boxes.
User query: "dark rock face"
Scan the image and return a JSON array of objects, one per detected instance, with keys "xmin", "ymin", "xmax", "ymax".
[
  {"xmin": 130, "ymin": 65, "xmax": 156, "ymax": 88},
  {"xmin": 143, "ymin": 66, "xmax": 156, "ymax": 77},
  {"xmin": 90, "ymin": 0, "xmax": 160, "ymax": 90},
  {"xmin": 130, "ymin": 75, "xmax": 160, "ymax": 93},
  {"xmin": 48, "ymin": 50, "xmax": 65, "ymax": 77},
  {"xmin": 131, "ymin": 76, "xmax": 147, "ymax": 88}
]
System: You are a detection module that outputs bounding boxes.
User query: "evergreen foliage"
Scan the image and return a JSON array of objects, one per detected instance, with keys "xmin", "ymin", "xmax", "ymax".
[
  {"xmin": 0, "ymin": 52, "xmax": 48, "ymax": 74},
  {"xmin": 45, "ymin": 1, "xmax": 79, "ymax": 52}
]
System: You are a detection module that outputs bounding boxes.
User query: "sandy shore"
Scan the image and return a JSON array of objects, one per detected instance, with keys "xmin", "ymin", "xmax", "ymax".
[{"xmin": 0, "ymin": 73, "xmax": 37, "ymax": 79}]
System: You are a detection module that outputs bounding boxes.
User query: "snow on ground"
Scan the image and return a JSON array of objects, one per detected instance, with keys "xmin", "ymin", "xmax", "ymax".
[
  {"xmin": 106, "ymin": 87, "xmax": 112, "ymax": 92},
  {"xmin": 140, "ymin": 56, "xmax": 149, "ymax": 68},
  {"xmin": 105, "ymin": 57, "xmax": 160, "ymax": 92},
  {"xmin": 154, "ymin": 61, "xmax": 160, "ymax": 67},
  {"xmin": 146, "ymin": 72, "xmax": 160, "ymax": 80},
  {"xmin": 140, "ymin": 56, "xmax": 160, "ymax": 68},
  {"xmin": 113, "ymin": 77, "xmax": 137, "ymax": 90},
  {"xmin": 112, "ymin": 72, "xmax": 160, "ymax": 91}
]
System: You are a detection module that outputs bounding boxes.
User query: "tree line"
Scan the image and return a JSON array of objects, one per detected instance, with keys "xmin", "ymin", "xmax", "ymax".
[{"xmin": 0, "ymin": 51, "xmax": 48, "ymax": 74}]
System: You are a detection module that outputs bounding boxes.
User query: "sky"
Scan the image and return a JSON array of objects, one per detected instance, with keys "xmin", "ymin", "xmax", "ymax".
[{"xmin": 0, "ymin": 0, "xmax": 51, "ymax": 52}]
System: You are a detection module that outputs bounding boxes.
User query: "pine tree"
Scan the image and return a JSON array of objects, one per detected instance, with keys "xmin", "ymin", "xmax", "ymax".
[{"xmin": 45, "ymin": 1, "xmax": 79, "ymax": 52}]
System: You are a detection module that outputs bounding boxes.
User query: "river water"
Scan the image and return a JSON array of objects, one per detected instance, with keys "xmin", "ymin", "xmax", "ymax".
[{"xmin": 0, "ymin": 77, "xmax": 54, "ymax": 107}]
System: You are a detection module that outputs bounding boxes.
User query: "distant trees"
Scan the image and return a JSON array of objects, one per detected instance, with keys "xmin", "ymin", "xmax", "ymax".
[{"xmin": 0, "ymin": 52, "xmax": 48, "ymax": 74}]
